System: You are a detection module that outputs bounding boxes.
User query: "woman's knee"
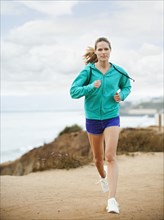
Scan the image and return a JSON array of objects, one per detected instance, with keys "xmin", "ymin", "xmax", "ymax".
[
  {"xmin": 105, "ymin": 153, "xmax": 116, "ymax": 163},
  {"xmin": 94, "ymin": 157, "xmax": 103, "ymax": 166}
]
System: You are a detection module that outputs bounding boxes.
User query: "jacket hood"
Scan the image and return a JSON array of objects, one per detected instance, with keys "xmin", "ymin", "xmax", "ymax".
[
  {"xmin": 86, "ymin": 62, "xmax": 114, "ymax": 69},
  {"xmin": 86, "ymin": 62, "xmax": 96, "ymax": 69}
]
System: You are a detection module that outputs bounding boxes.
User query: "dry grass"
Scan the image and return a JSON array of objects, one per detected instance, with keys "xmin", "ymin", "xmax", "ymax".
[
  {"xmin": 0, "ymin": 125, "xmax": 163, "ymax": 176},
  {"xmin": 118, "ymin": 127, "xmax": 164, "ymax": 153}
]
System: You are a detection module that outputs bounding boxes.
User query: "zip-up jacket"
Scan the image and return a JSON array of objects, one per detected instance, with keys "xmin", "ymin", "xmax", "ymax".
[{"xmin": 70, "ymin": 63, "xmax": 131, "ymax": 120}]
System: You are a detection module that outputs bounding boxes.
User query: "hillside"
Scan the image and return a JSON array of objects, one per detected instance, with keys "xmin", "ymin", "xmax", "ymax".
[{"xmin": 0, "ymin": 126, "xmax": 163, "ymax": 176}]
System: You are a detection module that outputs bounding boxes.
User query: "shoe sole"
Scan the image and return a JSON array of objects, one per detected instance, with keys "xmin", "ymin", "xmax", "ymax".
[
  {"xmin": 108, "ymin": 210, "xmax": 119, "ymax": 214},
  {"xmin": 106, "ymin": 206, "xmax": 119, "ymax": 214}
]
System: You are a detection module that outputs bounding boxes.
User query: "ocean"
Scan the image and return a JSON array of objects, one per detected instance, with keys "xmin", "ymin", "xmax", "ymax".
[{"xmin": 1, "ymin": 110, "xmax": 155, "ymax": 163}]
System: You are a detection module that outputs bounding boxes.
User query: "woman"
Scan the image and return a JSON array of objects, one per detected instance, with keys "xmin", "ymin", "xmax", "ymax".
[{"xmin": 70, "ymin": 37, "xmax": 132, "ymax": 214}]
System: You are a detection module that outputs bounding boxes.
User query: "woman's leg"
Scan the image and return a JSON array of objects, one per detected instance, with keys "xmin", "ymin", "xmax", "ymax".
[
  {"xmin": 87, "ymin": 133, "xmax": 105, "ymax": 178},
  {"xmin": 104, "ymin": 126, "xmax": 120, "ymax": 198}
]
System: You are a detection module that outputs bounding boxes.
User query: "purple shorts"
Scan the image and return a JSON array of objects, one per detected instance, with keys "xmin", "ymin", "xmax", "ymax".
[{"xmin": 86, "ymin": 116, "xmax": 120, "ymax": 135}]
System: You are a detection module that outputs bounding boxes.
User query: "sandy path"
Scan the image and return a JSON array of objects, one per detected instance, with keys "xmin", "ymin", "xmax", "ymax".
[{"xmin": 0, "ymin": 153, "xmax": 163, "ymax": 220}]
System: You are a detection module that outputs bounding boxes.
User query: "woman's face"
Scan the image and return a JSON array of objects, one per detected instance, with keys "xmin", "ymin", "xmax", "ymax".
[{"xmin": 95, "ymin": 41, "xmax": 111, "ymax": 62}]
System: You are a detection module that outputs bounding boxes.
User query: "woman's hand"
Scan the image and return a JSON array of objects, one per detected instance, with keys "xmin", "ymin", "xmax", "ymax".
[
  {"xmin": 114, "ymin": 92, "xmax": 121, "ymax": 102},
  {"xmin": 94, "ymin": 80, "xmax": 101, "ymax": 88}
]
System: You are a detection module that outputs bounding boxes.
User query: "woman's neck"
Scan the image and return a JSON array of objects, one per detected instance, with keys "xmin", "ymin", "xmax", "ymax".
[
  {"xmin": 96, "ymin": 61, "xmax": 109, "ymax": 68},
  {"xmin": 95, "ymin": 61, "xmax": 111, "ymax": 74},
  {"xmin": 96, "ymin": 61, "xmax": 110, "ymax": 70}
]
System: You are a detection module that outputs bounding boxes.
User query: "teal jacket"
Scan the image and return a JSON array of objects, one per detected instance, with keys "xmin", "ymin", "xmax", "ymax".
[{"xmin": 70, "ymin": 63, "xmax": 131, "ymax": 120}]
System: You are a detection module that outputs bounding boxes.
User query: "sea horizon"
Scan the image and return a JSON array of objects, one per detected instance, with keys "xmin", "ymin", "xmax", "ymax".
[{"xmin": 1, "ymin": 110, "xmax": 156, "ymax": 163}]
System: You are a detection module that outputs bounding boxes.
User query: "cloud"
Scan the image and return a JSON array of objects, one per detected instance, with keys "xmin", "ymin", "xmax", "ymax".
[
  {"xmin": 19, "ymin": 0, "xmax": 78, "ymax": 17},
  {"xmin": 111, "ymin": 41, "xmax": 163, "ymax": 94},
  {"xmin": 1, "ymin": 1, "xmax": 163, "ymax": 100},
  {"xmin": 0, "ymin": 1, "xmax": 25, "ymax": 16},
  {"xmin": 1, "ymin": 0, "xmax": 78, "ymax": 17},
  {"xmin": 2, "ymin": 39, "xmax": 82, "ymax": 82},
  {"xmin": 96, "ymin": 1, "xmax": 163, "ymax": 48}
]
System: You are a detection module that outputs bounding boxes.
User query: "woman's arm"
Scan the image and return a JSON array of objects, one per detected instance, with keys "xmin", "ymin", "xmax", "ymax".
[
  {"xmin": 70, "ymin": 69, "xmax": 95, "ymax": 99},
  {"xmin": 119, "ymin": 74, "xmax": 132, "ymax": 101}
]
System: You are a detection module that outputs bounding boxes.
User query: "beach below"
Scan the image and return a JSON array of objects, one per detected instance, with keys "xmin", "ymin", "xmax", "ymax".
[{"xmin": 0, "ymin": 152, "xmax": 163, "ymax": 220}]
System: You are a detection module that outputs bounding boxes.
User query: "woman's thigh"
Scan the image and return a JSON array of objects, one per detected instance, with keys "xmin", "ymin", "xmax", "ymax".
[
  {"xmin": 87, "ymin": 133, "xmax": 104, "ymax": 160},
  {"xmin": 104, "ymin": 126, "xmax": 120, "ymax": 156}
]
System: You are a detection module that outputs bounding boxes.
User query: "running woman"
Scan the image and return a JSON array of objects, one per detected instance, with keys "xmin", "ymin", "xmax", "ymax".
[{"xmin": 70, "ymin": 37, "xmax": 132, "ymax": 214}]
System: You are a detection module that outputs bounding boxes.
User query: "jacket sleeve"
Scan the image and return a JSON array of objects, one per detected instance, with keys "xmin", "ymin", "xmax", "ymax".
[
  {"xmin": 119, "ymin": 73, "xmax": 132, "ymax": 101},
  {"xmin": 70, "ymin": 69, "xmax": 95, "ymax": 99}
]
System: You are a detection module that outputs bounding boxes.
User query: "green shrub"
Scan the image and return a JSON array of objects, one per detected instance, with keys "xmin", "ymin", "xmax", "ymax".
[{"xmin": 58, "ymin": 124, "xmax": 83, "ymax": 136}]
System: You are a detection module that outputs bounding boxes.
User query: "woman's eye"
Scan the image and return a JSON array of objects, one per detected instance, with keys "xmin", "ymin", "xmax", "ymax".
[{"xmin": 97, "ymin": 48, "xmax": 109, "ymax": 51}]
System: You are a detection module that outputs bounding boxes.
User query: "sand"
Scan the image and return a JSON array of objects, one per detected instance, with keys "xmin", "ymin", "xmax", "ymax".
[{"xmin": 0, "ymin": 153, "xmax": 163, "ymax": 220}]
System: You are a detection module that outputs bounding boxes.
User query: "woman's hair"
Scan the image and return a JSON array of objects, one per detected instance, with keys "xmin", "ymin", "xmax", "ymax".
[{"xmin": 83, "ymin": 37, "xmax": 112, "ymax": 64}]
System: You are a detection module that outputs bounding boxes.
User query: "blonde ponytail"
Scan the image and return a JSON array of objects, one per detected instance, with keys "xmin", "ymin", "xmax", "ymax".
[{"xmin": 83, "ymin": 47, "xmax": 98, "ymax": 65}]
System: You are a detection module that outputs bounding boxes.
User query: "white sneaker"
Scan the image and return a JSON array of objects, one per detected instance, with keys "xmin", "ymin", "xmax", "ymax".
[
  {"xmin": 107, "ymin": 198, "xmax": 119, "ymax": 214},
  {"xmin": 96, "ymin": 165, "xmax": 109, "ymax": 193}
]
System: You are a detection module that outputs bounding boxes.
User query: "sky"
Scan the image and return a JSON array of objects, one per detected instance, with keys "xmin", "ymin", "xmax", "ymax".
[{"xmin": 1, "ymin": 0, "xmax": 163, "ymax": 109}]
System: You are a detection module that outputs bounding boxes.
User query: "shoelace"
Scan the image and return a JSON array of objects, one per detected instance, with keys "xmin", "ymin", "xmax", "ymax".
[
  {"xmin": 109, "ymin": 199, "xmax": 119, "ymax": 207},
  {"xmin": 95, "ymin": 178, "xmax": 108, "ymax": 185}
]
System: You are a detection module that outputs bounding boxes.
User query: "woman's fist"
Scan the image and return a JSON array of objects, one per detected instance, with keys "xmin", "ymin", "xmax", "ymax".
[
  {"xmin": 114, "ymin": 92, "xmax": 121, "ymax": 102},
  {"xmin": 94, "ymin": 80, "xmax": 101, "ymax": 88}
]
